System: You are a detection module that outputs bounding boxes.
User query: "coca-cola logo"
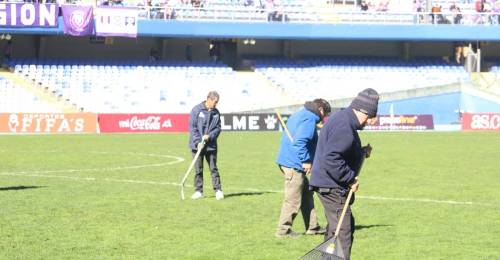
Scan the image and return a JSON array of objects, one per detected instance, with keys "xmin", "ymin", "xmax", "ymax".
[
  {"xmin": 470, "ymin": 114, "xmax": 500, "ymax": 130},
  {"xmin": 118, "ymin": 116, "xmax": 172, "ymax": 130}
]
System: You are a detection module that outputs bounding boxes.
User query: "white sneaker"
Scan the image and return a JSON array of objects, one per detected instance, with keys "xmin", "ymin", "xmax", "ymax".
[
  {"xmin": 191, "ymin": 191, "xmax": 203, "ymax": 200},
  {"xmin": 215, "ymin": 190, "xmax": 224, "ymax": 200}
]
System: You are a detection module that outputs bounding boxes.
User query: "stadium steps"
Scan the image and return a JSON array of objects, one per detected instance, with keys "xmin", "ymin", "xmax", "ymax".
[
  {"xmin": 233, "ymin": 71, "xmax": 298, "ymax": 112},
  {"xmin": 470, "ymin": 72, "xmax": 500, "ymax": 97},
  {"xmin": 0, "ymin": 71, "xmax": 78, "ymax": 113}
]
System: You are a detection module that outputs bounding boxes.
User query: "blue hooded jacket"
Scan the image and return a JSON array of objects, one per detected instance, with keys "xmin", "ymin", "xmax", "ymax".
[
  {"xmin": 189, "ymin": 101, "xmax": 221, "ymax": 151},
  {"xmin": 276, "ymin": 107, "xmax": 320, "ymax": 172}
]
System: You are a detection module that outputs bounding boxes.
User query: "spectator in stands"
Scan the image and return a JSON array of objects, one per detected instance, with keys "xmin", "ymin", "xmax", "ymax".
[
  {"xmin": 493, "ymin": 0, "xmax": 500, "ymax": 24},
  {"xmin": 275, "ymin": 98, "xmax": 331, "ymax": 238},
  {"xmin": 145, "ymin": 0, "xmax": 157, "ymax": 19},
  {"xmin": 112, "ymin": 0, "xmax": 124, "ymax": 6},
  {"xmin": 360, "ymin": 0, "xmax": 369, "ymax": 11},
  {"xmin": 243, "ymin": 0, "xmax": 254, "ymax": 7},
  {"xmin": 474, "ymin": 0, "xmax": 486, "ymax": 24},
  {"xmin": 191, "ymin": 0, "xmax": 202, "ymax": 8},
  {"xmin": 431, "ymin": 4, "xmax": 442, "ymax": 24},
  {"xmin": 414, "ymin": 0, "xmax": 424, "ymax": 23},
  {"xmin": 265, "ymin": 0, "xmax": 275, "ymax": 22},
  {"xmin": 450, "ymin": 4, "xmax": 463, "ymax": 24},
  {"xmin": 310, "ymin": 88, "xmax": 379, "ymax": 260},
  {"xmin": 189, "ymin": 91, "xmax": 224, "ymax": 200},
  {"xmin": 376, "ymin": 0, "xmax": 389, "ymax": 12},
  {"xmin": 271, "ymin": 9, "xmax": 289, "ymax": 22},
  {"xmin": 164, "ymin": 4, "xmax": 177, "ymax": 19}
]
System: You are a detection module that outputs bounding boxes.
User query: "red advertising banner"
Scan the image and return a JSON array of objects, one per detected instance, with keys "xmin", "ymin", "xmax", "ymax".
[
  {"xmin": 98, "ymin": 114, "xmax": 189, "ymax": 133},
  {"xmin": 462, "ymin": 112, "xmax": 500, "ymax": 131},
  {"xmin": 0, "ymin": 113, "xmax": 97, "ymax": 134},
  {"xmin": 364, "ymin": 114, "xmax": 434, "ymax": 131}
]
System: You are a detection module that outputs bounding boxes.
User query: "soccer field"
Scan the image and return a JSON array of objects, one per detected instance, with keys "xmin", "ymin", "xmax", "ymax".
[{"xmin": 1, "ymin": 132, "xmax": 499, "ymax": 259}]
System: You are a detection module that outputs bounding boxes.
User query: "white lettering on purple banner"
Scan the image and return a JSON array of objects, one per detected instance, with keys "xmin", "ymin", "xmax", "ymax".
[{"xmin": 0, "ymin": 3, "xmax": 58, "ymax": 27}]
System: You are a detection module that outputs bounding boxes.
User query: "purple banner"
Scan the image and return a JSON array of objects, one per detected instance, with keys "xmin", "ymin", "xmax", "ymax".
[
  {"xmin": 62, "ymin": 5, "xmax": 94, "ymax": 36},
  {"xmin": 364, "ymin": 114, "xmax": 434, "ymax": 131},
  {"xmin": 0, "ymin": 3, "xmax": 59, "ymax": 28}
]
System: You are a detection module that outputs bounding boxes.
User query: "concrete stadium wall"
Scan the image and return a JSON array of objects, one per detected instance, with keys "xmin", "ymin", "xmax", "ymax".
[
  {"xmin": 8, "ymin": 36, "xmax": 500, "ymax": 62},
  {"xmin": 38, "ymin": 36, "xmax": 158, "ymax": 60},
  {"xmin": 378, "ymin": 92, "xmax": 500, "ymax": 125},
  {"xmin": 5, "ymin": 35, "xmax": 39, "ymax": 59},
  {"xmin": 163, "ymin": 38, "xmax": 211, "ymax": 61},
  {"xmin": 290, "ymin": 40, "xmax": 403, "ymax": 57}
]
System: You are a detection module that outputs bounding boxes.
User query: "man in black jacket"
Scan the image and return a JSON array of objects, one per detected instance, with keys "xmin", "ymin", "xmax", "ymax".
[
  {"xmin": 189, "ymin": 91, "xmax": 223, "ymax": 200},
  {"xmin": 310, "ymin": 88, "xmax": 379, "ymax": 259}
]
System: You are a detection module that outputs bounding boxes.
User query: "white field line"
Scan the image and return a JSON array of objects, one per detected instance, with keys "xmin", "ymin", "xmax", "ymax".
[
  {"xmin": 0, "ymin": 151, "xmax": 493, "ymax": 206},
  {"xmin": 0, "ymin": 171, "xmax": 493, "ymax": 207}
]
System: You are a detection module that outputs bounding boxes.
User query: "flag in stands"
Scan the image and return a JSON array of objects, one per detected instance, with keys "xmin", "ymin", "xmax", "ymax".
[
  {"xmin": 94, "ymin": 7, "xmax": 138, "ymax": 38},
  {"xmin": 62, "ymin": 5, "xmax": 94, "ymax": 36}
]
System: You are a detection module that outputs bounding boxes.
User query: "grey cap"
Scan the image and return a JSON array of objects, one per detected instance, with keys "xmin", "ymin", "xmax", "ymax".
[{"xmin": 350, "ymin": 88, "xmax": 379, "ymax": 118}]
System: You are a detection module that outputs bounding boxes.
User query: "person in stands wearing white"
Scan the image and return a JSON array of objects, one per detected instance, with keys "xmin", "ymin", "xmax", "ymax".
[{"xmin": 189, "ymin": 91, "xmax": 224, "ymax": 200}]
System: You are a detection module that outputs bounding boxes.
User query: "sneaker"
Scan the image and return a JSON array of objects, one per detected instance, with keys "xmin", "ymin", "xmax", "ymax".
[
  {"xmin": 215, "ymin": 190, "xmax": 224, "ymax": 200},
  {"xmin": 191, "ymin": 191, "xmax": 203, "ymax": 200},
  {"xmin": 305, "ymin": 227, "xmax": 326, "ymax": 235},
  {"xmin": 275, "ymin": 230, "xmax": 302, "ymax": 238}
]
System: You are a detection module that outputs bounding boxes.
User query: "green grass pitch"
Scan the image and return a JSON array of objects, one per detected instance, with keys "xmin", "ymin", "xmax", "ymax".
[{"xmin": 1, "ymin": 132, "xmax": 499, "ymax": 259}]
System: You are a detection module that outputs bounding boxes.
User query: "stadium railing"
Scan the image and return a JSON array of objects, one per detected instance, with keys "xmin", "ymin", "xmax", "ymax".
[{"xmin": 138, "ymin": 5, "xmax": 500, "ymax": 26}]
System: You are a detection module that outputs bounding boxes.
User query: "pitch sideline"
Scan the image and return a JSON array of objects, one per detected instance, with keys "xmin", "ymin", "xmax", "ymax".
[{"xmin": 0, "ymin": 171, "xmax": 493, "ymax": 207}]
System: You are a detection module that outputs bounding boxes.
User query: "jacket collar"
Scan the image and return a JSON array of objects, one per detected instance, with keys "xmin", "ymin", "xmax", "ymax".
[{"xmin": 347, "ymin": 107, "xmax": 362, "ymax": 130}]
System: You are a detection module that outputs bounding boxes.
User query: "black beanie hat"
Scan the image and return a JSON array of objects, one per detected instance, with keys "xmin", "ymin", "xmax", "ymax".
[{"xmin": 350, "ymin": 88, "xmax": 379, "ymax": 118}]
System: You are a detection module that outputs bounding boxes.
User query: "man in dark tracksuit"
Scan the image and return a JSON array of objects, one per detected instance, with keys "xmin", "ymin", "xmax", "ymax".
[
  {"xmin": 310, "ymin": 88, "xmax": 379, "ymax": 259},
  {"xmin": 189, "ymin": 91, "xmax": 224, "ymax": 200}
]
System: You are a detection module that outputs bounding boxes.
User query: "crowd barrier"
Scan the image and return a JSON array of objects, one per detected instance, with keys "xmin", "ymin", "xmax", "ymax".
[
  {"xmin": 2, "ymin": 112, "xmax": 499, "ymax": 133},
  {"xmin": 0, "ymin": 113, "xmax": 97, "ymax": 134},
  {"xmin": 462, "ymin": 112, "xmax": 500, "ymax": 131},
  {"xmin": 364, "ymin": 114, "xmax": 435, "ymax": 131}
]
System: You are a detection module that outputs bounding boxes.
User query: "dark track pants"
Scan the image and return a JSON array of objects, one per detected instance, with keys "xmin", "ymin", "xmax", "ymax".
[
  {"xmin": 193, "ymin": 149, "xmax": 221, "ymax": 193},
  {"xmin": 317, "ymin": 190, "xmax": 355, "ymax": 260}
]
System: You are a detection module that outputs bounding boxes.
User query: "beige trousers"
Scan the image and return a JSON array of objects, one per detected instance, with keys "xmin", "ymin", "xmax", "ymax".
[{"xmin": 276, "ymin": 166, "xmax": 320, "ymax": 235}]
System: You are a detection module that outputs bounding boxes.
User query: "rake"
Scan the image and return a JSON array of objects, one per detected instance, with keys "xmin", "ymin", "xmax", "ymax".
[{"xmin": 300, "ymin": 145, "xmax": 371, "ymax": 260}]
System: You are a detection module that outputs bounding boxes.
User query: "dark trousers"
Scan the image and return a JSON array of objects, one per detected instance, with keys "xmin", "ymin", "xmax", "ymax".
[
  {"xmin": 317, "ymin": 190, "xmax": 355, "ymax": 260},
  {"xmin": 193, "ymin": 149, "xmax": 221, "ymax": 193}
]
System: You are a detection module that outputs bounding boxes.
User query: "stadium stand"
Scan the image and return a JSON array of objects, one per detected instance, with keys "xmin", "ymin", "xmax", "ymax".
[
  {"xmin": 0, "ymin": 75, "xmax": 61, "ymax": 113},
  {"xmin": 254, "ymin": 57, "xmax": 471, "ymax": 103},
  {"xmin": 5, "ymin": 56, "xmax": 476, "ymax": 113},
  {"xmin": 10, "ymin": 59, "xmax": 291, "ymax": 113}
]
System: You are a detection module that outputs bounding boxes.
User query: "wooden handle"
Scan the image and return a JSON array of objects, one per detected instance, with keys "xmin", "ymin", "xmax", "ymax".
[
  {"xmin": 275, "ymin": 111, "xmax": 294, "ymax": 143},
  {"xmin": 180, "ymin": 140, "xmax": 206, "ymax": 200}
]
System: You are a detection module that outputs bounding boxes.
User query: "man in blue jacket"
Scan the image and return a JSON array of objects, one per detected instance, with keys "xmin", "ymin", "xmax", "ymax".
[
  {"xmin": 189, "ymin": 91, "xmax": 223, "ymax": 200},
  {"xmin": 310, "ymin": 88, "xmax": 379, "ymax": 259},
  {"xmin": 275, "ymin": 98, "xmax": 331, "ymax": 237}
]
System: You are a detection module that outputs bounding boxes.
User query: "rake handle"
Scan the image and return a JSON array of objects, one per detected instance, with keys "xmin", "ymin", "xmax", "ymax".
[
  {"xmin": 275, "ymin": 111, "xmax": 294, "ymax": 143},
  {"xmin": 333, "ymin": 147, "xmax": 369, "ymax": 237},
  {"xmin": 333, "ymin": 188, "xmax": 354, "ymax": 237},
  {"xmin": 180, "ymin": 140, "xmax": 206, "ymax": 200}
]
